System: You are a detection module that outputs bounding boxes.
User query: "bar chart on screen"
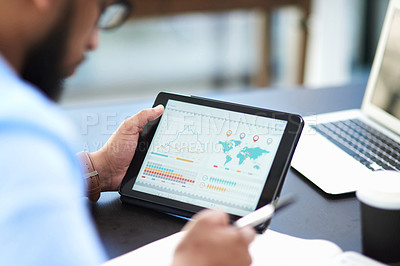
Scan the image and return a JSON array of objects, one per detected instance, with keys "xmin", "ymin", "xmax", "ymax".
[{"xmin": 141, "ymin": 161, "xmax": 196, "ymax": 186}]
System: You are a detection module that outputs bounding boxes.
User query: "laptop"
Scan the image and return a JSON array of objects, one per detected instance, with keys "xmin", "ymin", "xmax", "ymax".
[{"xmin": 291, "ymin": 0, "xmax": 400, "ymax": 195}]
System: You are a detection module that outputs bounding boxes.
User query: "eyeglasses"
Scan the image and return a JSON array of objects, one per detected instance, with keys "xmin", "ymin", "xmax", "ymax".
[{"xmin": 98, "ymin": 0, "xmax": 133, "ymax": 30}]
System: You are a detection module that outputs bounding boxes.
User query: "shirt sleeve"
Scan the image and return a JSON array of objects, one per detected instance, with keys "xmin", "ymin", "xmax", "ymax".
[{"xmin": 0, "ymin": 132, "xmax": 107, "ymax": 266}]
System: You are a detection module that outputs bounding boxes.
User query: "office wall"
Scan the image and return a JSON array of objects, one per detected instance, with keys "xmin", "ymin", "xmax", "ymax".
[
  {"xmin": 304, "ymin": 0, "xmax": 364, "ymax": 87},
  {"xmin": 304, "ymin": 0, "xmax": 389, "ymax": 87},
  {"xmin": 61, "ymin": 12, "xmax": 259, "ymax": 106},
  {"xmin": 60, "ymin": 0, "xmax": 389, "ymax": 105}
]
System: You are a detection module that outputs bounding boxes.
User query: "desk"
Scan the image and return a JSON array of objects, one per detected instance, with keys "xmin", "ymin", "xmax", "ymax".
[
  {"xmin": 129, "ymin": 0, "xmax": 311, "ymax": 86},
  {"xmin": 65, "ymin": 83, "xmax": 366, "ymax": 259}
]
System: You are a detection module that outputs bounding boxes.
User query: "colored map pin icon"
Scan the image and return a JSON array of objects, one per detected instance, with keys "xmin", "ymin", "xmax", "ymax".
[
  {"xmin": 253, "ymin": 135, "xmax": 259, "ymax": 142},
  {"xmin": 226, "ymin": 130, "xmax": 232, "ymax": 137},
  {"xmin": 240, "ymin": 133, "xmax": 246, "ymax": 139}
]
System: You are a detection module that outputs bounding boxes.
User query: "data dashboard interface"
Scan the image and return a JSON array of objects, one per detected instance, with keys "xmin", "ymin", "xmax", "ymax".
[{"xmin": 132, "ymin": 100, "xmax": 287, "ymax": 216}]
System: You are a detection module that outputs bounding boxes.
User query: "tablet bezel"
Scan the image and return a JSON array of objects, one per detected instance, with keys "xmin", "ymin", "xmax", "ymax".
[{"xmin": 119, "ymin": 92, "xmax": 303, "ymax": 226}]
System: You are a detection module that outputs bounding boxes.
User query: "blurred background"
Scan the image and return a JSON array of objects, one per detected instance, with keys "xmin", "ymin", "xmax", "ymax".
[{"xmin": 60, "ymin": 0, "xmax": 389, "ymax": 106}]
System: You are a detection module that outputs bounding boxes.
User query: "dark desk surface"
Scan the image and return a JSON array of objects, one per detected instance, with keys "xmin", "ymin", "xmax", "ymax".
[{"xmin": 65, "ymin": 83, "xmax": 367, "ymax": 259}]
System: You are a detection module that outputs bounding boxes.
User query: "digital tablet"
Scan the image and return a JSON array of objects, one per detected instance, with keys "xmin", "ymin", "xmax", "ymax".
[{"xmin": 119, "ymin": 92, "xmax": 303, "ymax": 232}]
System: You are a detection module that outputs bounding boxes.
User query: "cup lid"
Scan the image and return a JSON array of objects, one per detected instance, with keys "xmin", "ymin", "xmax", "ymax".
[{"xmin": 356, "ymin": 170, "xmax": 400, "ymax": 210}]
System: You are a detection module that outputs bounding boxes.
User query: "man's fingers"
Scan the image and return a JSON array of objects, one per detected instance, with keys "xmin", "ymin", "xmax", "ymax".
[
  {"xmin": 122, "ymin": 105, "xmax": 164, "ymax": 134},
  {"xmin": 193, "ymin": 209, "xmax": 230, "ymax": 226},
  {"xmin": 183, "ymin": 209, "xmax": 229, "ymax": 231},
  {"xmin": 238, "ymin": 226, "xmax": 256, "ymax": 245},
  {"xmin": 152, "ymin": 104, "xmax": 164, "ymax": 116}
]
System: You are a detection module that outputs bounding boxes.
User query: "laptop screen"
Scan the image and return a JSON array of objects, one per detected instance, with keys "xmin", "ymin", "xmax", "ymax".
[{"xmin": 370, "ymin": 8, "xmax": 400, "ymax": 120}]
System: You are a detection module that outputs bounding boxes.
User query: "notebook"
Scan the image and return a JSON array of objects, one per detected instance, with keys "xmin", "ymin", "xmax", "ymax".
[
  {"xmin": 291, "ymin": 0, "xmax": 400, "ymax": 195},
  {"xmin": 102, "ymin": 230, "xmax": 385, "ymax": 266}
]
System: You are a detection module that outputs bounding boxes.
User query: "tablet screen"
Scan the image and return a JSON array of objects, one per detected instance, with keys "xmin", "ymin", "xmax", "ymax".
[{"xmin": 132, "ymin": 100, "xmax": 287, "ymax": 216}]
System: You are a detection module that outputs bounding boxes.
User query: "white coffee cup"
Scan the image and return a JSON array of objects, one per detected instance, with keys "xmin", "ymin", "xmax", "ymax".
[{"xmin": 356, "ymin": 170, "xmax": 400, "ymax": 265}]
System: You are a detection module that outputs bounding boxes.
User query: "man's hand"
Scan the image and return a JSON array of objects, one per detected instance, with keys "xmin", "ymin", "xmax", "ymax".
[
  {"xmin": 173, "ymin": 210, "xmax": 256, "ymax": 266},
  {"xmin": 89, "ymin": 105, "xmax": 164, "ymax": 191}
]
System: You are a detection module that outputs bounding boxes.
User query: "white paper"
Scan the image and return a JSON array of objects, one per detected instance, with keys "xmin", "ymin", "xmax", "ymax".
[{"xmin": 103, "ymin": 229, "xmax": 343, "ymax": 266}]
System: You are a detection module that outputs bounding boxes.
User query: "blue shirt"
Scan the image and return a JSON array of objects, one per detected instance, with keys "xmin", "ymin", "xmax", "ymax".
[{"xmin": 0, "ymin": 55, "xmax": 106, "ymax": 265}]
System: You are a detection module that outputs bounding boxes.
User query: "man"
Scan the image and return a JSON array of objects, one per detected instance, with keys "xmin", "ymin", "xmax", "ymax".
[{"xmin": 0, "ymin": 0, "xmax": 255, "ymax": 265}]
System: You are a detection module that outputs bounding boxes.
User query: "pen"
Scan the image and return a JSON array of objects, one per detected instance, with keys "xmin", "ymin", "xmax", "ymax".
[{"xmin": 234, "ymin": 195, "xmax": 294, "ymax": 228}]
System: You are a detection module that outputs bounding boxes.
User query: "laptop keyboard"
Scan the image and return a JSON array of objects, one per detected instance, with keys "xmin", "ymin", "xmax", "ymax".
[{"xmin": 311, "ymin": 119, "xmax": 400, "ymax": 171}]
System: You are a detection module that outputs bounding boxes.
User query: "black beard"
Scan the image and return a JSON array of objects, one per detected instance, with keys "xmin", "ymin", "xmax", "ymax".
[{"xmin": 21, "ymin": 6, "xmax": 72, "ymax": 102}]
